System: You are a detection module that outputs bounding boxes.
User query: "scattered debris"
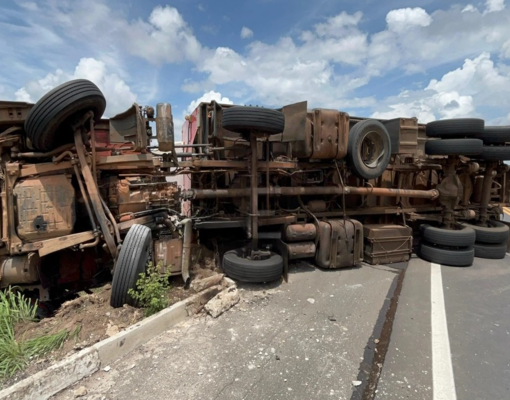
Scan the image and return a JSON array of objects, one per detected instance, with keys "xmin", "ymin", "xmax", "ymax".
[
  {"xmin": 307, "ymin": 298, "xmax": 315, "ymax": 304},
  {"xmin": 352, "ymin": 380, "xmax": 362, "ymax": 387},
  {"xmin": 205, "ymin": 287, "xmax": 240, "ymax": 318},
  {"xmin": 374, "ymin": 338, "xmax": 380, "ymax": 344},
  {"xmin": 74, "ymin": 386, "xmax": 87, "ymax": 398},
  {"xmin": 103, "ymin": 366, "xmax": 111, "ymax": 372}
]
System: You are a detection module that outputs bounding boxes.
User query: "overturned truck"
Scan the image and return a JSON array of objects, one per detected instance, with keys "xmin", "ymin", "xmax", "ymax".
[
  {"xmin": 181, "ymin": 101, "xmax": 510, "ymax": 280},
  {"xmin": 1, "ymin": 80, "xmax": 509, "ymax": 307}
]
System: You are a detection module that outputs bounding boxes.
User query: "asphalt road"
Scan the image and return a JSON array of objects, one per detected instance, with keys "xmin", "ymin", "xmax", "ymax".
[{"xmin": 53, "ymin": 254, "xmax": 510, "ymax": 400}]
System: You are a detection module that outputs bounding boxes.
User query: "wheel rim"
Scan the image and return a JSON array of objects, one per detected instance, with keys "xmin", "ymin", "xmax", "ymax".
[{"xmin": 360, "ymin": 130, "xmax": 385, "ymax": 169}]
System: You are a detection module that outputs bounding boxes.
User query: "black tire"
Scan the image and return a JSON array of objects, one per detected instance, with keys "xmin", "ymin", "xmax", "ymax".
[
  {"xmin": 419, "ymin": 242, "xmax": 474, "ymax": 267},
  {"xmin": 347, "ymin": 119, "xmax": 391, "ymax": 180},
  {"xmin": 483, "ymin": 126, "xmax": 510, "ymax": 144},
  {"xmin": 460, "ymin": 220, "xmax": 509, "ymax": 244},
  {"xmin": 426, "ymin": 118, "xmax": 484, "ymax": 139},
  {"xmin": 222, "ymin": 248, "xmax": 283, "ymax": 283},
  {"xmin": 221, "ymin": 106, "xmax": 285, "ymax": 134},
  {"xmin": 473, "ymin": 242, "xmax": 507, "ymax": 259},
  {"xmin": 425, "ymin": 139, "xmax": 482, "ymax": 156},
  {"xmin": 110, "ymin": 224, "xmax": 152, "ymax": 308},
  {"xmin": 421, "ymin": 224, "xmax": 475, "ymax": 247},
  {"xmin": 480, "ymin": 146, "xmax": 510, "ymax": 161},
  {"xmin": 24, "ymin": 79, "xmax": 106, "ymax": 151}
]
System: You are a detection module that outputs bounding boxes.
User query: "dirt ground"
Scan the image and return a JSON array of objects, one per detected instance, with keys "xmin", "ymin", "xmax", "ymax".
[
  {"xmin": 3, "ymin": 281, "xmax": 190, "ymax": 389},
  {"xmin": 1, "ymin": 254, "xmax": 220, "ymax": 390}
]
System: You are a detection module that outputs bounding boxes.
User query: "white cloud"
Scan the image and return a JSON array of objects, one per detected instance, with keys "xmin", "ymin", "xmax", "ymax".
[
  {"xmin": 374, "ymin": 53, "xmax": 510, "ymax": 121},
  {"xmin": 462, "ymin": 4, "xmax": 477, "ymax": 12},
  {"xmin": 386, "ymin": 8, "xmax": 432, "ymax": 32},
  {"xmin": 240, "ymin": 26, "xmax": 253, "ymax": 39},
  {"xmin": 15, "ymin": 58, "xmax": 137, "ymax": 116},
  {"xmin": 484, "ymin": 0, "xmax": 505, "ymax": 14},
  {"xmin": 186, "ymin": 91, "xmax": 233, "ymax": 114},
  {"xmin": 197, "ymin": 4, "xmax": 205, "ymax": 12}
]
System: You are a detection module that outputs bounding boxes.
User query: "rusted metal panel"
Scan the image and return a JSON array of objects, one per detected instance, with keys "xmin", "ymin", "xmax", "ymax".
[
  {"xmin": 382, "ymin": 117, "xmax": 418, "ymax": 155},
  {"xmin": 14, "ymin": 175, "xmax": 75, "ymax": 241},
  {"xmin": 287, "ymin": 242, "xmax": 316, "ymax": 259},
  {"xmin": 154, "ymin": 237, "xmax": 183, "ymax": 274},
  {"xmin": 0, "ymin": 101, "xmax": 33, "ymax": 129},
  {"xmin": 109, "ymin": 103, "xmax": 147, "ymax": 151},
  {"xmin": 312, "ymin": 109, "xmax": 349, "ymax": 159},
  {"xmin": 363, "ymin": 224, "xmax": 412, "ymax": 265},
  {"xmin": 283, "ymin": 223, "xmax": 316, "ymax": 242},
  {"xmin": 316, "ymin": 219, "xmax": 363, "ymax": 269}
]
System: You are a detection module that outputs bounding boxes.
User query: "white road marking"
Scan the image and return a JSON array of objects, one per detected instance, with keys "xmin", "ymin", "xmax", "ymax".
[{"xmin": 431, "ymin": 263, "xmax": 457, "ymax": 400}]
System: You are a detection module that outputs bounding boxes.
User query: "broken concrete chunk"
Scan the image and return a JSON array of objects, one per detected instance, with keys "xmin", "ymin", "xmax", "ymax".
[
  {"xmin": 191, "ymin": 274, "xmax": 225, "ymax": 293},
  {"xmin": 205, "ymin": 287, "xmax": 240, "ymax": 318},
  {"xmin": 221, "ymin": 276, "xmax": 237, "ymax": 288}
]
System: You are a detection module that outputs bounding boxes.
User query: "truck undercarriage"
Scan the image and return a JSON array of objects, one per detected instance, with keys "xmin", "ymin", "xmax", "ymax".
[{"xmin": 1, "ymin": 80, "xmax": 509, "ymax": 306}]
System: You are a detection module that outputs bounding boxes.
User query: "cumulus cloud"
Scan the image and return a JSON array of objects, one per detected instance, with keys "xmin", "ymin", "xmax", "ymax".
[
  {"xmin": 15, "ymin": 58, "xmax": 137, "ymax": 116},
  {"xmin": 240, "ymin": 27, "xmax": 253, "ymax": 39},
  {"xmin": 386, "ymin": 7, "xmax": 432, "ymax": 32},
  {"xmin": 373, "ymin": 53, "xmax": 510, "ymax": 121},
  {"xmin": 484, "ymin": 0, "xmax": 505, "ymax": 14},
  {"xmin": 462, "ymin": 4, "xmax": 477, "ymax": 12}
]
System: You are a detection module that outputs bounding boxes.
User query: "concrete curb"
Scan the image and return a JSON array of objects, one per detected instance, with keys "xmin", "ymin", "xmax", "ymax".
[{"xmin": 0, "ymin": 296, "xmax": 191, "ymax": 400}]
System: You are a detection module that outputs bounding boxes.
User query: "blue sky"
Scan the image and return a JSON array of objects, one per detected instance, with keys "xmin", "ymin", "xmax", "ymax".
[{"xmin": 1, "ymin": 0, "xmax": 510, "ymax": 140}]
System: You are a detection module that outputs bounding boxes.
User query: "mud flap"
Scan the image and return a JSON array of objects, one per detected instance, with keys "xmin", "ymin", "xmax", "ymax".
[{"xmin": 315, "ymin": 219, "xmax": 363, "ymax": 269}]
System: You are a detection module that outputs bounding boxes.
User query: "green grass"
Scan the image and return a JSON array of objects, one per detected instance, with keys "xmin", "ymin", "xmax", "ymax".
[{"xmin": 0, "ymin": 287, "xmax": 70, "ymax": 379}]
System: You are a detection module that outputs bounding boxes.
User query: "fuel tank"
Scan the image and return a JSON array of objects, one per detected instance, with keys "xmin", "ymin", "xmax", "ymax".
[{"xmin": 14, "ymin": 175, "xmax": 75, "ymax": 241}]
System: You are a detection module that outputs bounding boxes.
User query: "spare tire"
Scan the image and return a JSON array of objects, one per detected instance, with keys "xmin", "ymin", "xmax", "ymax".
[
  {"xmin": 347, "ymin": 119, "xmax": 391, "ymax": 180},
  {"xmin": 222, "ymin": 248, "xmax": 283, "ymax": 283},
  {"xmin": 426, "ymin": 118, "xmax": 484, "ymax": 139},
  {"xmin": 482, "ymin": 126, "xmax": 510, "ymax": 144},
  {"xmin": 110, "ymin": 224, "xmax": 152, "ymax": 308},
  {"xmin": 425, "ymin": 138, "xmax": 482, "ymax": 156},
  {"xmin": 419, "ymin": 242, "xmax": 474, "ymax": 267},
  {"xmin": 421, "ymin": 224, "xmax": 476, "ymax": 247},
  {"xmin": 221, "ymin": 106, "xmax": 285, "ymax": 135},
  {"xmin": 473, "ymin": 242, "xmax": 507, "ymax": 259},
  {"xmin": 460, "ymin": 220, "xmax": 509, "ymax": 244},
  {"xmin": 480, "ymin": 146, "xmax": 510, "ymax": 161},
  {"xmin": 24, "ymin": 79, "xmax": 106, "ymax": 151}
]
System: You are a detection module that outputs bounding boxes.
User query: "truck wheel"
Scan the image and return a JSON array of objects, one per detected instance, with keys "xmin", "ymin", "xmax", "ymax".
[
  {"xmin": 110, "ymin": 224, "xmax": 152, "ymax": 308},
  {"xmin": 347, "ymin": 119, "xmax": 391, "ymax": 180},
  {"xmin": 473, "ymin": 242, "xmax": 507, "ymax": 259},
  {"xmin": 421, "ymin": 224, "xmax": 476, "ymax": 247},
  {"xmin": 24, "ymin": 79, "xmax": 106, "ymax": 151},
  {"xmin": 426, "ymin": 118, "xmax": 484, "ymax": 139},
  {"xmin": 419, "ymin": 242, "xmax": 474, "ymax": 267},
  {"xmin": 221, "ymin": 106, "xmax": 285, "ymax": 134},
  {"xmin": 480, "ymin": 146, "xmax": 510, "ymax": 161},
  {"xmin": 425, "ymin": 139, "xmax": 482, "ymax": 156},
  {"xmin": 482, "ymin": 126, "xmax": 510, "ymax": 144},
  {"xmin": 222, "ymin": 248, "xmax": 283, "ymax": 283},
  {"xmin": 460, "ymin": 220, "xmax": 509, "ymax": 244}
]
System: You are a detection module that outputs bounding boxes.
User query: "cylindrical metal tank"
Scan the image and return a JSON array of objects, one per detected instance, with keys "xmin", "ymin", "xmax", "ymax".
[{"xmin": 156, "ymin": 103, "xmax": 175, "ymax": 152}]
